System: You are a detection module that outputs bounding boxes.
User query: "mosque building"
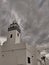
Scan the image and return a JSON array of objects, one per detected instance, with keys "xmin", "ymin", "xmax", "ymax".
[{"xmin": 0, "ymin": 20, "xmax": 38, "ymax": 65}]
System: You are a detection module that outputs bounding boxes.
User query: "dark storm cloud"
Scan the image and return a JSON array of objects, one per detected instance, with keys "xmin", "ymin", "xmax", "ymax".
[
  {"xmin": 0, "ymin": 0, "xmax": 49, "ymax": 44},
  {"xmin": 39, "ymin": 0, "xmax": 46, "ymax": 8}
]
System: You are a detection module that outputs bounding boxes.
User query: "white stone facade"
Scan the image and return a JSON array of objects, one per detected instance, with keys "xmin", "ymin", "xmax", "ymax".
[{"xmin": 0, "ymin": 21, "xmax": 38, "ymax": 65}]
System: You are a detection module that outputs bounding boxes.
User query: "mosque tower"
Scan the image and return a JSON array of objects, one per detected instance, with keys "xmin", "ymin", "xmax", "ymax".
[{"xmin": 7, "ymin": 20, "xmax": 21, "ymax": 45}]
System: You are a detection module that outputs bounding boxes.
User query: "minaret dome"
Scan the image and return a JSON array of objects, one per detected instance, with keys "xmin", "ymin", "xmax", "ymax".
[{"xmin": 8, "ymin": 20, "xmax": 21, "ymax": 33}]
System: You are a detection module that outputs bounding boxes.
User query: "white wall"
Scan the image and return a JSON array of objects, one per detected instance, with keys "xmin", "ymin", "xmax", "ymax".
[
  {"xmin": 7, "ymin": 30, "xmax": 20, "ymax": 45},
  {"xmin": 25, "ymin": 44, "xmax": 32, "ymax": 65},
  {"xmin": 0, "ymin": 48, "xmax": 26, "ymax": 65},
  {"xmin": 26, "ymin": 50, "xmax": 32, "ymax": 65},
  {"xmin": 15, "ymin": 30, "xmax": 20, "ymax": 44},
  {"xmin": 31, "ymin": 44, "xmax": 38, "ymax": 65}
]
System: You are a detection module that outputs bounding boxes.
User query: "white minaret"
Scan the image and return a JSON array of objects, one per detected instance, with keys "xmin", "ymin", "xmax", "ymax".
[{"xmin": 7, "ymin": 20, "xmax": 21, "ymax": 45}]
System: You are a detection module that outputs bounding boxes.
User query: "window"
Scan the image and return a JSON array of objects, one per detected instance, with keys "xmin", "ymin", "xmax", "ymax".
[
  {"xmin": 10, "ymin": 34, "xmax": 12, "ymax": 38},
  {"xmin": 28, "ymin": 57, "xmax": 31, "ymax": 63},
  {"xmin": 17, "ymin": 33, "xmax": 19, "ymax": 36},
  {"xmin": 2, "ymin": 54, "xmax": 4, "ymax": 57}
]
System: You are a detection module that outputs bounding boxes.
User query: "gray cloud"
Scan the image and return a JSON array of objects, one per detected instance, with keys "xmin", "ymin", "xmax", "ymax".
[{"xmin": 0, "ymin": 0, "xmax": 49, "ymax": 44}]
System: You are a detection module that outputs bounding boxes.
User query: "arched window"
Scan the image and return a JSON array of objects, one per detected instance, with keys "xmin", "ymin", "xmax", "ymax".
[
  {"xmin": 28, "ymin": 57, "xmax": 31, "ymax": 63},
  {"xmin": 10, "ymin": 34, "xmax": 12, "ymax": 38},
  {"xmin": 17, "ymin": 33, "xmax": 19, "ymax": 36}
]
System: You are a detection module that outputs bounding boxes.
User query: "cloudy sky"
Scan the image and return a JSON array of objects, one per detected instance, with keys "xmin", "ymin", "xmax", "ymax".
[{"xmin": 0, "ymin": 0, "xmax": 49, "ymax": 45}]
